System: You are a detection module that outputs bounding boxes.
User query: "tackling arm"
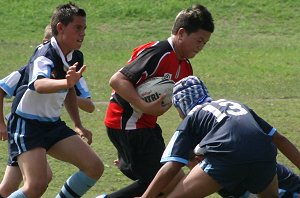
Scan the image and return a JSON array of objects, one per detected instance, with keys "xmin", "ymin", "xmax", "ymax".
[
  {"xmin": 141, "ymin": 162, "xmax": 183, "ymax": 198},
  {"xmin": 272, "ymin": 131, "xmax": 300, "ymax": 169}
]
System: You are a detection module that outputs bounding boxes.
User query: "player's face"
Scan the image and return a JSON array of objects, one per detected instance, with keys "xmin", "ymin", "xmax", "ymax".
[
  {"xmin": 59, "ymin": 16, "xmax": 86, "ymax": 55},
  {"xmin": 178, "ymin": 29, "xmax": 211, "ymax": 59}
]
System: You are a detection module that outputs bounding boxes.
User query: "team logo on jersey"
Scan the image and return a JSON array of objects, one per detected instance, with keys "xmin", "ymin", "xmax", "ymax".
[{"xmin": 163, "ymin": 73, "xmax": 172, "ymax": 80}]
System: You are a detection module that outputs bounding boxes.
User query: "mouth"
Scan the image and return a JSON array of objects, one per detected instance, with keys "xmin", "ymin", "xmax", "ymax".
[{"xmin": 77, "ymin": 39, "xmax": 83, "ymax": 43}]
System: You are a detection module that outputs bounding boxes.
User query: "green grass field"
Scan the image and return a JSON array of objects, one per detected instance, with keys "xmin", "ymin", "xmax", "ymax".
[{"xmin": 0, "ymin": 0, "xmax": 299, "ymax": 197}]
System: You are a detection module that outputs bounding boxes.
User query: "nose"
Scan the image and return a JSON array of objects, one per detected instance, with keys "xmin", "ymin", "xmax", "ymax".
[{"xmin": 81, "ymin": 29, "xmax": 85, "ymax": 37}]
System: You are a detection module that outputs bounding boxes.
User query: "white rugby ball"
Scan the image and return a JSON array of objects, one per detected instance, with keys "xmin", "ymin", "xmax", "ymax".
[{"xmin": 132, "ymin": 77, "xmax": 175, "ymax": 112}]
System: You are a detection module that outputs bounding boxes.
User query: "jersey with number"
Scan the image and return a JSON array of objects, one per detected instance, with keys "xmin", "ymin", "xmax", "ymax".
[
  {"xmin": 12, "ymin": 37, "xmax": 84, "ymax": 122},
  {"xmin": 161, "ymin": 99, "xmax": 277, "ymax": 165},
  {"xmin": 104, "ymin": 37, "xmax": 193, "ymax": 130}
]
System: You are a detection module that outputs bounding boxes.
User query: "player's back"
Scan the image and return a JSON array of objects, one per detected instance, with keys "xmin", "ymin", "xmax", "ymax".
[{"xmin": 193, "ymin": 99, "xmax": 277, "ymax": 164}]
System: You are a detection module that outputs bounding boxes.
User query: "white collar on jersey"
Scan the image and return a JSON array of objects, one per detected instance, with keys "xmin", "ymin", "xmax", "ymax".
[
  {"xmin": 167, "ymin": 37, "xmax": 175, "ymax": 52},
  {"xmin": 50, "ymin": 37, "xmax": 74, "ymax": 71}
]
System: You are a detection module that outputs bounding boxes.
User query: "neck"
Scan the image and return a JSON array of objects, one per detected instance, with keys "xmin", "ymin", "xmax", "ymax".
[{"xmin": 171, "ymin": 36, "xmax": 183, "ymax": 61}]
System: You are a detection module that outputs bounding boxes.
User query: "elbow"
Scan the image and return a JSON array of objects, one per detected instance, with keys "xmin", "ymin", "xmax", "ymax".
[
  {"xmin": 86, "ymin": 103, "xmax": 95, "ymax": 113},
  {"xmin": 109, "ymin": 76, "xmax": 117, "ymax": 88},
  {"xmin": 109, "ymin": 71, "xmax": 125, "ymax": 89},
  {"xmin": 34, "ymin": 84, "xmax": 45, "ymax": 94},
  {"xmin": 34, "ymin": 80, "xmax": 47, "ymax": 94},
  {"xmin": 78, "ymin": 99, "xmax": 95, "ymax": 113}
]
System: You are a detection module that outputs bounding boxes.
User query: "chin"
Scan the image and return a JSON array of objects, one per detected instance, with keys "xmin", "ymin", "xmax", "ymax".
[
  {"xmin": 74, "ymin": 44, "xmax": 82, "ymax": 50},
  {"xmin": 187, "ymin": 54, "xmax": 196, "ymax": 59}
]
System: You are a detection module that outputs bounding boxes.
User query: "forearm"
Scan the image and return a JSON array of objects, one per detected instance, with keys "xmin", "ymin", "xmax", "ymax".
[
  {"xmin": 109, "ymin": 71, "xmax": 146, "ymax": 110},
  {"xmin": 0, "ymin": 90, "xmax": 5, "ymax": 123},
  {"xmin": 34, "ymin": 78, "xmax": 69, "ymax": 93},
  {"xmin": 64, "ymin": 88, "xmax": 82, "ymax": 127},
  {"xmin": 142, "ymin": 162, "xmax": 182, "ymax": 198},
  {"xmin": 77, "ymin": 97, "xmax": 95, "ymax": 113}
]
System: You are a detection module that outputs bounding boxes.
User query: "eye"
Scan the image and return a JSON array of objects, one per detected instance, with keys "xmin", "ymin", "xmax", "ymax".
[
  {"xmin": 76, "ymin": 26, "xmax": 82, "ymax": 31},
  {"xmin": 198, "ymin": 39, "xmax": 207, "ymax": 46},
  {"xmin": 198, "ymin": 39, "xmax": 204, "ymax": 44}
]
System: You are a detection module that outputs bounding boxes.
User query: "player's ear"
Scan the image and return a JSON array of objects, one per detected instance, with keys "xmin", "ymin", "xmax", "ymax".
[
  {"xmin": 178, "ymin": 28, "xmax": 186, "ymax": 40},
  {"xmin": 56, "ymin": 22, "xmax": 64, "ymax": 34}
]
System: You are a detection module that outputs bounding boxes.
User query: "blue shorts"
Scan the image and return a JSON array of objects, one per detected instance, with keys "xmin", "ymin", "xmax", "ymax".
[
  {"xmin": 7, "ymin": 113, "xmax": 76, "ymax": 165},
  {"xmin": 200, "ymin": 159, "xmax": 277, "ymax": 194}
]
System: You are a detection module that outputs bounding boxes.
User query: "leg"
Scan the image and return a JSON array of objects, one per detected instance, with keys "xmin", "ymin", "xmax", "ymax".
[
  {"xmin": 48, "ymin": 135, "xmax": 103, "ymax": 197},
  {"xmin": 10, "ymin": 148, "xmax": 49, "ymax": 198},
  {"xmin": 0, "ymin": 161, "xmax": 52, "ymax": 198},
  {"xmin": 48, "ymin": 135, "xmax": 103, "ymax": 179},
  {"xmin": 45, "ymin": 161, "xmax": 53, "ymax": 186},
  {"xmin": 106, "ymin": 128, "xmax": 137, "ymax": 180},
  {"xmin": 256, "ymin": 175, "xmax": 278, "ymax": 198},
  {"xmin": 107, "ymin": 126, "xmax": 165, "ymax": 197},
  {"xmin": 167, "ymin": 165, "xmax": 221, "ymax": 198},
  {"xmin": 0, "ymin": 166, "xmax": 22, "ymax": 197}
]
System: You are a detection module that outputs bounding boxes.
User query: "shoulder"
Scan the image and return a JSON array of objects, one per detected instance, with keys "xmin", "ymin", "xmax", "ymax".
[
  {"xmin": 31, "ymin": 42, "xmax": 59, "ymax": 62},
  {"xmin": 130, "ymin": 40, "xmax": 172, "ymax": 60},
  {"xmin": 69, "ymin": 50, "xmax": 84, "ymax": 67}
]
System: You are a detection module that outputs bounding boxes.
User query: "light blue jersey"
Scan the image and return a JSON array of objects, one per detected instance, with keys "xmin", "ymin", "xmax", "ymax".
[{"xmin": 13, "ymin": 37, "xmax": 84, "ymax": 122}]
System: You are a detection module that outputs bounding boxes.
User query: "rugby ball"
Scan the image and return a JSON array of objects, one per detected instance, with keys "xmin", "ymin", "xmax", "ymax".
[{"xmin": 132, "ymin": 77, "xmax": 175, "ymax": 112}]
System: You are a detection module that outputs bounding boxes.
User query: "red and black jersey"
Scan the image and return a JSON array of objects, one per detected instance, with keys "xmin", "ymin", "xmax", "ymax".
[{"xmin": 104, "ymin": 38, "xmax": 193, "ymax": 130}]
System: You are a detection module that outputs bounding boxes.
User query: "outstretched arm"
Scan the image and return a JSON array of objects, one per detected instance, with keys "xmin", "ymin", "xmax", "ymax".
[
  {"xmin": 272, "ymin": 131, "xmax": 300, "ymax": 169},
  {"xmin": 141, "ymin": 162, "xmax": 183, "ymax": 198},
  {"xmin": 64, "ymin": 87, "xmax": 92, "ymax": 144}
]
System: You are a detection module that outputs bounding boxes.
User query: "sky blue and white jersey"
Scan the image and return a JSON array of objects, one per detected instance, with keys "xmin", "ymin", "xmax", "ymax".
[
  {"xmin": 1, "ymin": 68, "xmax": 90, "ymax": 99},
  {"xmin": 75, "ymin": 76, "xmax": 91, "ymax": 98},
  {"xmin": 14, "ymin": 37, "xmax": 84, "ymax": 122},
  {"xmin": 0, "ymin": 68, "xmax": 24, "ymax": 98}
]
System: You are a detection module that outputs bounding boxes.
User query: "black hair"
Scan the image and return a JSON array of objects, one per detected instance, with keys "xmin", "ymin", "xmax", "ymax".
[
  {"xmin": 51, "ymin": 2, "xmax": 86, "ymax": 36},
  {"xmin": 171, "ymin": 4, "xmax": 214, "ymax": 35}
]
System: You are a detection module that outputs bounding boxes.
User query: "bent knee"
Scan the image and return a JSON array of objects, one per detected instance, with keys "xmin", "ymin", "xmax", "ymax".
[
  {"xmin": 85, "ymin": 158, "xmax": 104, "ymax": 180},
  {"xmin": 23, "ymin": 180, "xmax": 48, "ymax": 197}
]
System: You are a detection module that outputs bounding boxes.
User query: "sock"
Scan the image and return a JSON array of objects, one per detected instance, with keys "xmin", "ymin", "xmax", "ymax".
[
  {"xmin": 56, "ymin": 171, "xmax": 97, "ymax": 198},
  {"xmin": 7, "ymin": 189, "xmax": 27, "ymax": 198}
]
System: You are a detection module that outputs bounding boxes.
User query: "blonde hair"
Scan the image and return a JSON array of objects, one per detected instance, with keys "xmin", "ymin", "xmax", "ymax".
[{"xmin": 43, "ymin": 24, "xmax": 52, "ymax": 42}]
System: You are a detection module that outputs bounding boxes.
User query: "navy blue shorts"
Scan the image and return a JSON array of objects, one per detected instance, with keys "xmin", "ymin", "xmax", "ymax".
[
  {"xmin": 7, "ymin": 113, "xmax": 76, "ymax": 165},
  {"xmin": 200, "ymin": 159, "xmax": 277, "ymax": 194}
]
